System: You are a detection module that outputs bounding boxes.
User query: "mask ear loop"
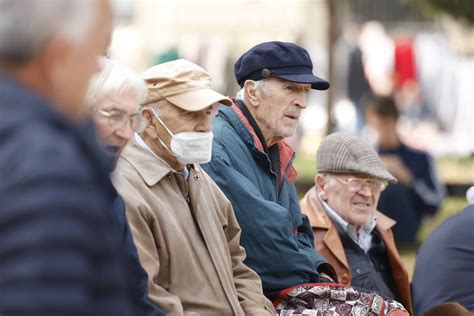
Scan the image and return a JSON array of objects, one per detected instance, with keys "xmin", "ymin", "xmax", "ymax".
[
  {"xmin": 149, "ymin": 107, "xmax": 175, "ymax": 137},
  {"xmin": 144, "ymin": 106, "xmax": 177, "ymax": 157}
]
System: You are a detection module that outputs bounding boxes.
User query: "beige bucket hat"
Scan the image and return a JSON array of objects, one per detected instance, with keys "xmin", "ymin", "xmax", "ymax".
[{"xmin": 141, "ymin": 59, "xmax": 233, "ymax": 111}]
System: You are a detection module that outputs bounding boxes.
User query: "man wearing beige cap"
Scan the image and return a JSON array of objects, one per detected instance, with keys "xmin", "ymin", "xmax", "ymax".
[
  {"xmin": 112, "ymin": 59, "xmax": 275, "ymax": 316},
  {"xmin": 300, "ymin": 132, "xmax": 412, "ymax": 314}
]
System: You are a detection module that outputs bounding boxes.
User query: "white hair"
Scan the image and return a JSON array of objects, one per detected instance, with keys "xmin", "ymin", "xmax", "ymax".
[
  {"xmin": 235, "ymin": 79, "xmax": 270, "ymax": 100},
  {"xmin": 0, "ymin": 0, "xmax": 96, "ymax": 64},
  {"xmin": 86, "ymin": 57, "xmax": 147, "ymax": 108}
]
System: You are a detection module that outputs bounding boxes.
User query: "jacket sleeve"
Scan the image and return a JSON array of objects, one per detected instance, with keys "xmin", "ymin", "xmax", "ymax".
[
  {"xmin": 412, "ymin": 154, "xmax": 445, "ymax": 215},
  {"xmin": 213, "ymin": 181, "xmax": 276, "ymax": 315},
  {"xmin": 113, "ymin": 197, "xmax": 166, "ymax": 316},
  {"xmin": 203, "ymin": 156, "xmax": 327, "ymax": 297},
  {"xmin": 117, "ymin": 179, "xmax": 199, "ymax": 316}
]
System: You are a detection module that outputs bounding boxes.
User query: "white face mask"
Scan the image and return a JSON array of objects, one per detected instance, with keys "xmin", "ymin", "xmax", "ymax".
[{"xmin": 150, "ymin": 108, "xmax": 214, "ymax": 164}]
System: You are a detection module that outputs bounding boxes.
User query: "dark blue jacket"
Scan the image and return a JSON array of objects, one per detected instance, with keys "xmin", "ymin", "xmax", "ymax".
[
  {"xmin": 112, "ymin": 197, "xmax": 165, "ymax": 316},
  {"xmin": 378, "ymin": 143, "xmax": 445, "ymax": 243},
  {"xmin": 412, "ymin": 205, "xmax": 474, "ymax": 315},
  {"xmin": 203, "ymin": 104, "xmax": 328, "ymax": 301},
  {"xmin": 0, "ymin": 74, "xmax": 135, "ymax": 315}
]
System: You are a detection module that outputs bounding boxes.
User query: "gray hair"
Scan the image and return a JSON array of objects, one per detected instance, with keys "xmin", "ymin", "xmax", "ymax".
[
  {"xmin": 0, "ymin": 0, "xmax": 96, "ymax": 64},
  {"xmin": 86, "ymin": 57, "xmax": 147, "ymax": 108},
  {"xmin": 140, "ymin": 100, "xmax": 167, "ymax": 117},
  {"xmin": 235, "ymin": 79, "xmax": 270, "ymax": 100}
]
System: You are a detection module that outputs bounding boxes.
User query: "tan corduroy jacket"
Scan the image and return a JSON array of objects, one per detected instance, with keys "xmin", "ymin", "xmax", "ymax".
[
  {"xmin": 300, "ymin": 186, "xmax": 413, "ymax": 315},
  {"xmin": 112, "ymin": 139, "xmax": 275, "ymax": 316}
]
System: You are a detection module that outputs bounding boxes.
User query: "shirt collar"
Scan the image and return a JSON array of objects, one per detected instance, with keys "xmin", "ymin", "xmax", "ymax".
[{"xmin": 134, "ymin": 133, "xmax": 189, "ymax": 180}]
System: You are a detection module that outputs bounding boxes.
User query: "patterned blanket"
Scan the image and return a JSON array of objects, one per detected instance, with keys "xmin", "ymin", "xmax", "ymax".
[{"xmin": 274, "ymin": 283, "xmax": 409, "ymax": 316}]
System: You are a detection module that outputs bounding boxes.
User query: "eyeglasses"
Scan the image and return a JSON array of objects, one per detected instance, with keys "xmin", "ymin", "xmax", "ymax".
[
  {"xmin": 94, "ymin": 108, "xmax": 148, "ymax": 133},
  {"xmin": 333, "ymin": 176, "xmax": 388, "ymax": 193}
]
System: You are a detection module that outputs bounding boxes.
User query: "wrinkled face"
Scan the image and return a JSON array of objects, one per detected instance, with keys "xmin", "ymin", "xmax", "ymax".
[
  {"xmin": 92, "ymin": 90, "xmax": 139, "ymax": 158},
  {"xmin": 252, "ymin": 77, "xmax": 310, "ymax": 145},
  {"xmin": 50, "ymin": 0, "xmax": 112, "ymax": 120},
  {"xmin": 154, "ymin": 101, "xmax": 216, "ymax": 143},
  {"xmin": 317, "ymin": 173, "xmax": 381, "ymax": 230},
  {"xmin": 143, "ymin": 100, "xmax": 217, "ymax": 168}
]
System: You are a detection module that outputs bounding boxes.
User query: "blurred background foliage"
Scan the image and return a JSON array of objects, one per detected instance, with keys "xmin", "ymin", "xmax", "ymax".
[{"xmin": 413, "ymin": 0, "xmax": 474, "ymax": 24}]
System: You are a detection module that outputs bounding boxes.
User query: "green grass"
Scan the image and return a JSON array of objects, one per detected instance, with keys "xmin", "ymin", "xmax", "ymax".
[
  {"xmin": 436, "ymin": 156, "xmax": 474, "ymax": 184},
  {"xmin": 293, "ymin": 152, "xmax": 317, "ymax": 182}
]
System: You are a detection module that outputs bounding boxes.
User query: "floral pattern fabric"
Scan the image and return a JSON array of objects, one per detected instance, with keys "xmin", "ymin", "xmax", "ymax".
[{"xmin": 275, "ymin": 283, "xmax": 409, "ymax": 316}]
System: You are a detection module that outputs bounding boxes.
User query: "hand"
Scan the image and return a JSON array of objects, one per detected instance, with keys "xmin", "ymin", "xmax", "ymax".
[{"xmin": 380, "ymin": 155, "xmax": 413, "ymax": 186}]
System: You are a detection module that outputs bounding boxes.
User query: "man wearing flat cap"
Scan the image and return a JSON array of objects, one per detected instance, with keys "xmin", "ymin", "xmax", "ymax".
[
  {"xmin": 112, "ymin": 59, "xmax": 275, "ymax": 316},
  {"xmin": 202, "ymin": 41, "xmax": 337, "ymax": 301},
  {"xmin": 300, "ymin": 132, "xmax": 413, "ymax": 314}
]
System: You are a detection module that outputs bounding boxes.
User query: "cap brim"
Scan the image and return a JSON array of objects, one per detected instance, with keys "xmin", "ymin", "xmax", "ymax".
[
  {"xmin": 368, "ymin": 169, "xmax": 398, "ymax": 183},
  {"xmin": 166, "ymin": 88, "xmax": 233, "ymax": 111},
  {"xmin": 321, "ymin": 167, "xmax": 397, "ymax": 183},
  {"xmin": 273, "ymin": 73, "xmax": 330, "ymax": 90}
]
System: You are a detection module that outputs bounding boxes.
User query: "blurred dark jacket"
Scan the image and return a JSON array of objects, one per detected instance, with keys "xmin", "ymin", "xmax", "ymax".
[
  {"xmin": 0, "ymin": 74, "xmax": 135, "ymax": 315},
  {"xmin": 378, "ymin": 143, "xmax": 445, "ymax": 243},
  {"xmin": 412, "ymin": 205, "xmax": 474, "ymax": 315}
]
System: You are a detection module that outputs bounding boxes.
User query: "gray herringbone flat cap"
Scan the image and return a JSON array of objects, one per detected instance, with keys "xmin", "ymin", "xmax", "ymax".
[{"xmin": 316, "ymin": 132, "xmax": 397, "ymax": 183}]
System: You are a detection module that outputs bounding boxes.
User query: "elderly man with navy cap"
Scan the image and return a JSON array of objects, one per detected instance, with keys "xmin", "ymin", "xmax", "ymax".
[
  {"xmin": 202, "ymin": 41, "xmax": 336, "ymax": 300},
  {"xmin": 203, "ymin": 42, "xmax": 410, "ymax": 315}
]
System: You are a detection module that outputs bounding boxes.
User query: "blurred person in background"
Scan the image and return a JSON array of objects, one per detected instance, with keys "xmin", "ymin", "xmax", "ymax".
[
  {"xmin": 0, "ymin": 0, "xmax": 138, "ymax": 315},
  {"xmin": 113, "ymin": 59, "xmax": 275, "ymax": 316},
  {"xmin": 86, "ymin": 57, "xmax": 165, "ymax": 316},
  {"xmin": 202, "ymin": 41, "xmax": 408, "ymax": 315},
  {"xmin": 412, "ymin": 203, "xmax": 474, "ymax": 315},
  {"xmin": 363, "ymin": 94, "xmax": 445, "ymax": 244},
  {"xmin": 300, "ymin": 132, "xmax": 412, "ymax": 314}
]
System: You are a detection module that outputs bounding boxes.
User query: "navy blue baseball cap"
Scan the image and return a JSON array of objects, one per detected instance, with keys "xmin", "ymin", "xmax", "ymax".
[{"xmin": 234, "ymin": 41, "xmax": 330, "ymax": 90}]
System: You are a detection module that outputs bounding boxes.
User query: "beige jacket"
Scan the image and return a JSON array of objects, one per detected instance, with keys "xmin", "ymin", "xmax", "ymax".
[
  {"xmin": 300, "ymin": 186, "xmax": 413, "ymax": 315},
  {"xmin": 112, "ymin": 139, "xmax": 275, "ymax": 316}
]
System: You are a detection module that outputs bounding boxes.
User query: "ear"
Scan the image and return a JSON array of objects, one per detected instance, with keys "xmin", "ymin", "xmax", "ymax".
[
  {"xmin": 316, "ymin": 174, "xmax": 328, "ymax": 200},
  {"xmin": 243, "ymin": 80, "xmax": 259, "ymax": 107},
  {"xmin": 140, "ymin": 108, "xmax": 158, "ymax": 138},
  {"xmin": 39, "ymin": 37, "xmax": 72, "ymax": 84},
  {"xmin": 36, "ymin": 37, "xmax": 70, "ymax": 92}
]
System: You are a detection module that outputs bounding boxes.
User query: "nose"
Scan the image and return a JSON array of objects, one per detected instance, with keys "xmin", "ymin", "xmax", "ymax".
[
  {"xmin": 194, "ymin": 116, "xmax": 212, "ymax": 133},
  {"xmin": 295, "ymin": 92, "xmax": 309, "ymax": 109},
  {"xmin": 115, "ymin": 123, "xmax": 134, "ymax": 141},
  {"xmin": 358, "ymin": 184, "xmax": 374, "ymax": 197}
]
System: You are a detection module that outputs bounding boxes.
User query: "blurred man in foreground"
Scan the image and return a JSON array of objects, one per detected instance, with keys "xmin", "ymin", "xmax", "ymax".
[
  {"xmin": 0, "ymin": 0, "xmax": 137, "ymax": 314},
  {"xmin": 113, "ymin": 59, "xmax": 275, "ymax": 315},
  {"xmin": 86, "ymin": 57, "xmax": 165, "ymax": 316}
]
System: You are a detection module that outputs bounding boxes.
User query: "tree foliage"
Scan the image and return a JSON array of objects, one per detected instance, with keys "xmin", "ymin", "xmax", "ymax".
[{"xmin": 413, "ymin": 0, "xmax": 474, "ymax": 24}]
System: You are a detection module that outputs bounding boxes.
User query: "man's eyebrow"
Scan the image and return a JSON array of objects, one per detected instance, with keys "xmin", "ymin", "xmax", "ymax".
[{"xmin": 102, "ymin": 106, "xmax": 124, "ymax": 113}]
